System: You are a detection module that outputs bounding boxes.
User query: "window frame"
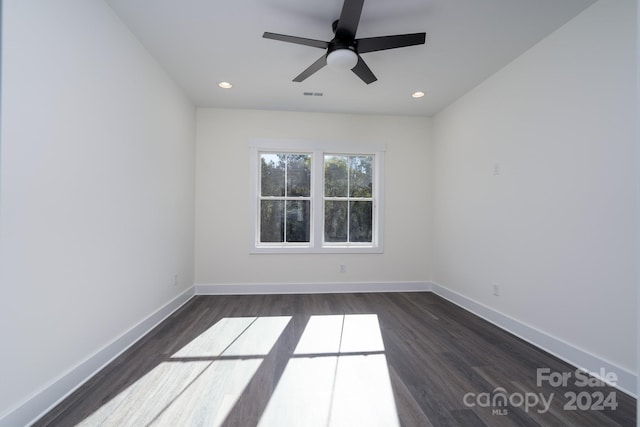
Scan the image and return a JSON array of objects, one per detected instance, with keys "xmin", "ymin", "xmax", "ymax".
[
  {"xmin": 249, "ymin": 139, "xmax": 385, "ymax": 254},
  {"xmin": 258, "ymin": 151, "xmax": 314, "ymax": 247},
  {"xmin": 322, "ymin": 153, "xmax": 376, "ymax": 248}
]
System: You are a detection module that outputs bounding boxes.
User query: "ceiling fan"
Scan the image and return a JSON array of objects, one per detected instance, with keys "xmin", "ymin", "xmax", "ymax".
[{"xmin": 263, "ymin": 0, "xmax": 426, "ymax": 84}]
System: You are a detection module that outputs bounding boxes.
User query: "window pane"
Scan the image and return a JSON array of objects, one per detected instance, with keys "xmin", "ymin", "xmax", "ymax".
[
  {"xmin": 287, "ymin": 154, "xmax": 311, "ymax": 197},
  {"xmin": 261, "ymin": 154, "xmax": 285, "ymax": 196},
  {"xmin": 260, "ymin": 200, "xmax": 284, "ymax": 242},
  {"xmin": 324, "ymin": 201, "xmax": 347, "ymax": 242},
  {"xmin": 349, "ymin": 156, "xmax": 373, "ymax": 197},
  {"xmin": 286, "ymin": 200, "xmax": 310, "ymax": 242},
  {"xmin": 324, "ymin": 155, "xmax": 348, "ymax": 197},
  {"xmin": 350, "ymin": 201, "xmax": 372, "ymax": 242}
]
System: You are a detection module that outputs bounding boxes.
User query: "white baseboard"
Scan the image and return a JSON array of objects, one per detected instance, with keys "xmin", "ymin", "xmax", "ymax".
[
  {"xmin": 5, "ymin": 281, "xmax": 635, "ymax": 427},
  {"xmin": 194, "ymin": 281, "xmax": 432, "ymax": 295},
  {"xmin": 430, "ymin": 282, "xmax": 637, "ymax": 398},
  {"xmin": 1, "ymin": 287, "xmax": 195, "ymax": 427}
]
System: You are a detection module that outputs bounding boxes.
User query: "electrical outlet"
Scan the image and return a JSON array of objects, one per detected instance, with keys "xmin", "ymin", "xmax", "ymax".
[
  {"xmin": 339, "ymin": 264, "xmax": 347, "ymax": 273},
  {"xmin": 492, "ymin": 283, "xmax": 500, "ymax": 296}
]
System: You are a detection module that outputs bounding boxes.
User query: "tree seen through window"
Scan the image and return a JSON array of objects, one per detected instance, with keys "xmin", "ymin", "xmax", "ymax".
[
  {"xmin": 324, "ymin": 155, "xmax": 373, "ymax": 243},
  {"xmin": 260, "ymin": 154, "xmax": 311, "ymax": 243}
]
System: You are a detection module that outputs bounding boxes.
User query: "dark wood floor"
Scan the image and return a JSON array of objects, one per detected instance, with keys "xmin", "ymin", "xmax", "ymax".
[{"xmin": 35, "ymin": 292, "xmax": 635, "ymax": 426}]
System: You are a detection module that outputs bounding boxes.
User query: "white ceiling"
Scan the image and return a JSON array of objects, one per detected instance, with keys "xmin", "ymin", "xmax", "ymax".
[{"xmin": 106, "ymin": 0, "xmax": 596, "ymax": 117}]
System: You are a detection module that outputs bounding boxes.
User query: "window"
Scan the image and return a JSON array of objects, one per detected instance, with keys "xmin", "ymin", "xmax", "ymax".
[
  {"xmin": 250, "ymin": 140, "xmax": 384, "ymax": 253},
  {"xmin": 324, "ymin": 155, "xmax": 374, "ymax": 245},
  {"xmin": 260, "ymin": 153, "xmax": 311, "ymax": 244}
]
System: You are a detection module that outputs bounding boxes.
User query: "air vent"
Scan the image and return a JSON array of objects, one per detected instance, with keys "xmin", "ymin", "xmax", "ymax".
[{"xmin": 303, "ymin": 92, "xmax": 324, "ymax": 97}]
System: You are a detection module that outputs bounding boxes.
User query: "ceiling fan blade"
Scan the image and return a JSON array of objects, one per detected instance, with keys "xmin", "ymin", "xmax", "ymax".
[
  {"xmin": 263, "ymin": 32, "xmax": 329, "ymax": 49},
  {"xmin": 352, "ymin": 55, "xmax": 377, "ymax": 84},
  {"xmin": 335, "ymin": 0, "xmax": 364, "ymax": 40},
  {"xmin": 293, "ymin": 54, "xmax": 328, "ymax": 82},
  {"xmin": 357, "ymin": 33, "xmax": 426, "ymax": 53}
]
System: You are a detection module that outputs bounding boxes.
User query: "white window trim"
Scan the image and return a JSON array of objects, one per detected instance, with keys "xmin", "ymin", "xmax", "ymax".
[{"xmin": 249, "ymin": 139, "xmax": 385, "ymax": 254}]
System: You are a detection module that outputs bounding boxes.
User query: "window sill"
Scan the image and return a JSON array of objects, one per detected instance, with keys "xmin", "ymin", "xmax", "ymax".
[{"xmin": 250, "ymin": 246, "xmax": 383, "ymax": 254}]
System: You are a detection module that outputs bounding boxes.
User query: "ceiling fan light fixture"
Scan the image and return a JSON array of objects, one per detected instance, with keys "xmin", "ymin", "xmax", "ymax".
[{"xmin": 326, "ymin": 49, "xmax": 358, "ymax": 70}]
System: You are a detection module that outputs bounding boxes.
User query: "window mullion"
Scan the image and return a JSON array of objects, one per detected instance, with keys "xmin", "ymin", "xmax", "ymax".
[
  {"xmin": 283, "ymin": 156, "xmax": 288, "ymax": 243},
  {"xmin": 346, "ymin": 157, "xmax": 351, "ymax": 243},
  {"xmin": 313, "ymin": 151, "xmax": 324, "ymax": 248}
]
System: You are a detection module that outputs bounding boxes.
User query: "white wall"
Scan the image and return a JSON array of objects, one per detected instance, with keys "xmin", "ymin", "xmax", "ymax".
[
  {"xmin": 1, "ymin": 0, "xmax": 635, "ymax": 423},
  {"xmin": 195, "ymin": 108, "xmax": 431, "ymax": 288},
  {"xmin": 0, "ymin": 0, "xmax": 195, "ymax": 424},
  {"xmin": 433, "ymin": 0, "xmax": 637, "ymax": 375},
  {"xmin": 636, "ymin": 0, "xmax": 640, "ymax": 417}
]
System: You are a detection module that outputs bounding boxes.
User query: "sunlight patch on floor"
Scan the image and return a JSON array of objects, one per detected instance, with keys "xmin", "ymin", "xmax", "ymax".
[
  {"xmin": 223, "ymin": 316, "xmax": 292, "ymax": 356},
  {"xmin": 150, "ymin": 358, "xmax": 264, "ymax": 426},
  {"xmin": 340, "ymin": 314, "xmax": 385, "ymax": 353},
  {"xmin": 330, "ymin": 354, "xmax": 399, "ymax": 427},
  {"xmin": 294, "ymin": 314, "xmax": 343, "ymax": 354},
  {"xmin": 77, "ymin": 315, "xmax": 291, "ymax": 427},
  {"xmin": 257, "ymin": 356, "xmax": 338, "ymax": 427},
  {"xmin": 75, "ymin": 314, "xmax": 399, "ymax": 427},
  {"xmin": 259, "ymin": 314, "xmax": 400, "ymax": 427},
  {"xmin": 76, "ymin": 361, "xmax": 210, "ymax": 426},
  {"xmin": 172, "ymin": 317, "xmax": 256, "ymax": 358}
]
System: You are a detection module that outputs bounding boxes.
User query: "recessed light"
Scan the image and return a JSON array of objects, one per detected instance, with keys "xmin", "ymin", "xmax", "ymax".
[
  {"xmin": 218, "ymin": 81, "xmax": 233, "ymax": 89},
  {"xmin": 411, "ymin": 91, "xmax": 425, "ymax": 98}
]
